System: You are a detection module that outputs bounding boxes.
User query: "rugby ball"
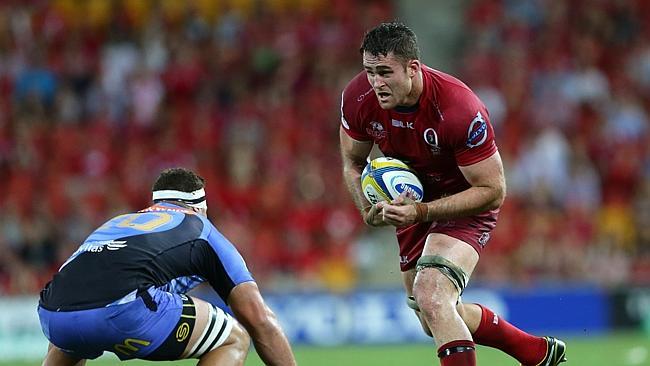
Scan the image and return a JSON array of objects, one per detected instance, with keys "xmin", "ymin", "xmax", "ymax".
[{"xmin": 361, "ymin": 157, "xmax": 423, "ymax": 204}]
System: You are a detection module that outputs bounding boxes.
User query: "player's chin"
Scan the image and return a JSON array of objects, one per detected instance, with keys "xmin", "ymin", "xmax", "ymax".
[{"xmin": 377, "ymin": 99, "xmax": 396, "ymax": 110}]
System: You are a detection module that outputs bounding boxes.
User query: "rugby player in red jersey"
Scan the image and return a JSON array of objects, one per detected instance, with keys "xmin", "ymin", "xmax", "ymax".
[{"xmin": 339, "ymin": 22, "xmax": 567, "ymax": 366}]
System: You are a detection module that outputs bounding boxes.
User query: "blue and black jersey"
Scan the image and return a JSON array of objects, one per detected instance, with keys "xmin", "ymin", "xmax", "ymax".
[{"xmin": 40, "ymin": 202, "xmax": 254, "ymax": 311}]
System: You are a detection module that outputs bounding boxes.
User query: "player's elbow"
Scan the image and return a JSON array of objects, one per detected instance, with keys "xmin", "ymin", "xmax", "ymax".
[
  {"xmin": 489, "ymin": 181, "xmax": 506, "ymax": 210},
  {"xmin": 250, "ymin": 313, "xmax": 286, "ymax": 344}
]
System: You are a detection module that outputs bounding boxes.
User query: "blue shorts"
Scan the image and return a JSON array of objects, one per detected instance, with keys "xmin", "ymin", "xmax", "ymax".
[{"xmin": 38, "ymin": 287, "xmax": 183, "ymax": 360}]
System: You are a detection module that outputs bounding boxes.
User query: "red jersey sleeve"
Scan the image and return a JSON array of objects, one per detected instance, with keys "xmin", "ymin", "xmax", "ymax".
[
  {"xmin": 340, "ymin": 73, "xmax": 374, "ymax": 141},
  {"xmin": 444, "ymin": 98, "xmax": 498, "ymax": 167}
]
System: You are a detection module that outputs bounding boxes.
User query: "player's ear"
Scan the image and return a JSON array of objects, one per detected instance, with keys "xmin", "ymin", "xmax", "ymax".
[
  {"xmin": 407, "ymin": 59, "xmax": 420, "ymax": 78},
  {"xmin": 192, "ymin": 206, "xmax": 208, "ymax": 217}
]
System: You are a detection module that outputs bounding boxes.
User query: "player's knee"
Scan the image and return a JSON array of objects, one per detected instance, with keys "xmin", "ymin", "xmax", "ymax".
[{"xmin": 412, "ymin": 270, "xmax": 457, "ymax": 322}]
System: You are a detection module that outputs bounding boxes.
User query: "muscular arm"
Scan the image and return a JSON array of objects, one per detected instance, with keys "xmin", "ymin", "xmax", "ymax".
[
  {"xmin": 380, "ymin": 151, "xmax": 506, "ymax": 226},
  {"xmin": 227, "ymin": 282, "xmax": 296, "ymax": 366},
  {"xmin": 340, "ymin": 127, "xmax": 373, "ymax": 210},
  {"xmin": 429, "ymin": 151, "xmax": 506, "ymax": 217},
  {"xmin": 339, "ymin": 127, "xmax": 387, "ymax": 226}
]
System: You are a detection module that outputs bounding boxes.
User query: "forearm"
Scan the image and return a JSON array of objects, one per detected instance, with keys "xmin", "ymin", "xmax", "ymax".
[
  {"xmin": 343, "ymin": 164, "xmax": 371, "ymax": 212},
  {"xmin": 249, "ymin": 315, "xmax": 296, "ymax": 366},
  {"xmin": 420, "ymin": 185, "xmax": 504, "ymax": 221},
  {"xmin": 339, "ymin": 127, "xmax": 374, "ymax": 213},
  {"xmin": 227, "ymin": 282, "xmax": 296, "ymax": 366}
]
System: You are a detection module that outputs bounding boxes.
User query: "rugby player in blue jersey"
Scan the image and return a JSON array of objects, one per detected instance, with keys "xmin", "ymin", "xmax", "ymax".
[{"xmin": 37, "ymin": 168, "xmax": 297, "ymax": 366}]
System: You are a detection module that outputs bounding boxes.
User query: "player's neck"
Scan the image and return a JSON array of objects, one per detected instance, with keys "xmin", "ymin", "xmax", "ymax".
[{"xmin": 399, "ymin": 70, "xmax": 423, "ymax": 108}]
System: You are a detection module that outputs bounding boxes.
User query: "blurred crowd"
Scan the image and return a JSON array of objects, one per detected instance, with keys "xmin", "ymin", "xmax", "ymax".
[
  {"xmin": 464, "ymin": 0, "xmax": 650, "ymax": 286},
  {"xmin": 0, "ymin": 0, "xmax": 648, "ymax": 295}
]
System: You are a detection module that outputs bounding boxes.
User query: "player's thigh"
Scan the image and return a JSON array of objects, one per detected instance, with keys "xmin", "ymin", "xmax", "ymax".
[
  {"xmin": 412, "ymin": 233, "xmax": 480, "ymax": 303},
  {"xmin": 43, "ymin": 343, "xmax": 86, "ymax": 366},
  {"xmin": 181, "ymin": 297, "xmax": 249, "ymax": 359},
  {"xmin": 422, "ymin": 232, "xmax": 480, "ymax": 278}
]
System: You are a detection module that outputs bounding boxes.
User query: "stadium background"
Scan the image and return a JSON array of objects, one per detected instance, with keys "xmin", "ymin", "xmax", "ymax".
[{"xmin": 0, "ymin": 0, "xmax": 649, "ymax": 365}]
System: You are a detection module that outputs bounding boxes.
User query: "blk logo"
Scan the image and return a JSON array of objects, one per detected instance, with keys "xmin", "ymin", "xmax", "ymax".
[{"xmin": 391, "ymin": 119, "xmax": 414, "ymax": 129}]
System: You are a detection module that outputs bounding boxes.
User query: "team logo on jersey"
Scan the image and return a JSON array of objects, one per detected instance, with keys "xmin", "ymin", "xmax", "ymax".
[
  {"xmin": 423, "ymin": 128, "xmax": 441, "ymax": 154},
  {"xmin": 466, "ymin": 112, "xmax": 488, "ymax": 148},
  {"xmin": 478, "ymin": 232, "xmax": 490, "ymax": 247},
  {"xmin": 366, "ymin": 121, "xmax": 386, "ymax": 139}
]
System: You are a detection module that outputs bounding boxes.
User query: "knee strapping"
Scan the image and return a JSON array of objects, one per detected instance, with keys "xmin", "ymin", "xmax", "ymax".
[{"xmin": 415, "ymin": 255, "xmax": 469, "ymax": 294}]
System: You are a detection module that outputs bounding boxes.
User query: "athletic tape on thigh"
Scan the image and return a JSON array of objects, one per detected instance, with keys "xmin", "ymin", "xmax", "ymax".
[
  {"xmin": 186, "ymin": 305, "xmax": 233, "ymax": 359},
  {"xmin": 416, "ymin": 255, "xmax": 469, "ymax": 294}
]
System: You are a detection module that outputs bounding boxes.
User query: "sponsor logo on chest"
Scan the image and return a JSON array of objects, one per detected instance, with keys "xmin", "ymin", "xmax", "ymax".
[{"xmin": 391, "ymin": 119, "xmax": 414, "ymax": 129}]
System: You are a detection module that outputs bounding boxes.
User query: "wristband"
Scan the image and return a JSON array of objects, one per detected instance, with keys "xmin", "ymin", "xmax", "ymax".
[{"xmin": 414, "ymin": 203, "xmax": 429, "ymax": 222}]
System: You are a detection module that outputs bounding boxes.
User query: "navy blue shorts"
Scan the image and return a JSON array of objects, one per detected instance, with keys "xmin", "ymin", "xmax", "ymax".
[{"xmin": 38, "ymin": 287, "xmax": 185, "ymax": 360}]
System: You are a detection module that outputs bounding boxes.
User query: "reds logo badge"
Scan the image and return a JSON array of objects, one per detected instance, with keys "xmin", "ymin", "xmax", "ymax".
[
  {"xmin": 478, "ymin": 232, "xmax": 490, "ymax": 247},
  {"xmin": 366, "ymin": 121, "xmax": 386, "ymax": 140},
  {"xmin": 466, "ymin": 112, "xmax": 488, "ymax": 148},
  {"xmin": 423, "ymin": 128, "xmax": 441, "ymax": 154}
]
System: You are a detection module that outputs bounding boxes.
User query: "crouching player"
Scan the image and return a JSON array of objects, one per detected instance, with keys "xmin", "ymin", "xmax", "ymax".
[{"xmin": 37, "ymin": 167, "xmax": 297, "ymax": 366}]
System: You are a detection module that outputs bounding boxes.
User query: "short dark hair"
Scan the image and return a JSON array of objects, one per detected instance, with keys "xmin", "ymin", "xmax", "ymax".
[
  {"xmin": 360, "ymin": 22, "xmax": 420, "ymax": 63},
  {"xmin": 152, "ymin": 167, "xmax": 205, "ymax": 193}
]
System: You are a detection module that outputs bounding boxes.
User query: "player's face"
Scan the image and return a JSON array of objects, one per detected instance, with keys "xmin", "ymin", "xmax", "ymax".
[{"xmin": 363, "ymin": 52, "xmax": 419, "ymax": 110}]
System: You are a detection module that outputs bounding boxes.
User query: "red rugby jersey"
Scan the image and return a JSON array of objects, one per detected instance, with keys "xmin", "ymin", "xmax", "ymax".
[{"xmin": 341, "ymin": 66, "xmax": 498, "ymax": 203}]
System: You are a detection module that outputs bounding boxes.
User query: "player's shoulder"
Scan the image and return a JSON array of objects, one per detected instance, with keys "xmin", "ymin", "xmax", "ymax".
[
  {"xmin": 340, "ymin": 70, "xmax": 378, "ymax": 135},
  {"xmin": 341, "ymin": 70, "xmax": 375, "ymax": 109},
  {"xmin": 424, "ymin": 66, "xmax": 486, "ymax": 122},
  {"xmin": 424, "ymin": 66, "xmax": 483, "ymax": 108},
  {"xmin": 192, "ymin": 213, "xmax": 217, "ymax": 237}
]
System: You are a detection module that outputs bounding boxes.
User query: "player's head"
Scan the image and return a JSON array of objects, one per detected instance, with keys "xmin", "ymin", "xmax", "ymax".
[
  {"xmin": 360, "ymin": 22, "xmax": 422, "ymax": 110},
  {"xmin": 152, "ymin": 167, "xmax": 208, "ymax": 216}
]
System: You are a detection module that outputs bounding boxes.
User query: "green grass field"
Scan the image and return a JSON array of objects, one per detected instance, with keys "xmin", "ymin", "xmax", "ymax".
[{"xmin": 4, "ymin": 332, "xmax": 648, "ymax": 366}]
